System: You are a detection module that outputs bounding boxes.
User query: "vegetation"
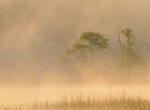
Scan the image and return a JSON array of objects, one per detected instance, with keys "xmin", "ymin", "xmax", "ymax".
[
  {"xmin": 64, "ymin": 29, "xmax": 145, "ymax": 70},
  {"xmin": 0, "ymin": 94, "xmax": 150, "ymax": 110},
  {"xmin": 118, "ymin": 28, "xmax": 145, "ymax": 69},
  {"xmin": 65, "ymin": 32, "xmax": 109, "ymax": 63}
]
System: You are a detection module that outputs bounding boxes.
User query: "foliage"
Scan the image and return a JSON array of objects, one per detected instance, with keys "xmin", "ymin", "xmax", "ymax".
[
  {"xmin": 65, "ymin": 32, "xmax": 109, "ymax": 62},
  {"xmin": 119, "ymin": 28, "xmax": 145, "ymax": 69}
]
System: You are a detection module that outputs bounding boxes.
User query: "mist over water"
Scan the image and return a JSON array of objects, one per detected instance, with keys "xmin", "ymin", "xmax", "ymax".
[{"xmin": 0, "ymin": 0, "xmax": 150, "ymax": 104}]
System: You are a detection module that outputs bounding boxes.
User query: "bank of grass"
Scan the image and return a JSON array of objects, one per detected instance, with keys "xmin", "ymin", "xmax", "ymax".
[{"xmin": 0, "ymin": 94, "xmax": 150, "ymax": 110}]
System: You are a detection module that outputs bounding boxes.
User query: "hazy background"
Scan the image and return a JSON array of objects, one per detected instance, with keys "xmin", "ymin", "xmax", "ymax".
[{"xmin": 0, "ymin": 0, "xmax": 150, "ymax": 85}]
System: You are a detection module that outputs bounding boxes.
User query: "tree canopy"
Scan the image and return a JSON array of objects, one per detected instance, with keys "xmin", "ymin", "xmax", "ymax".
[
  {"xmin": 65, "ymin": 32, "xmax": 109, "ymax": 62},
  {"xmin": 119, "ymin": 28, "xmax": 144, "ymax": 69}
]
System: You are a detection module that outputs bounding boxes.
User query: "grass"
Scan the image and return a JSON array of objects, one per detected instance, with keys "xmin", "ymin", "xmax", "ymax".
[{"xmin": 0, "ymin": 93, "xmax": 150, "ymax": 110}]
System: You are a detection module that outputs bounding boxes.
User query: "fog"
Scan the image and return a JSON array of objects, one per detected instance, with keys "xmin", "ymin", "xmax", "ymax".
[{"xmin": 0, "ymin": 0, "xmax": 150, "ymax": 104}]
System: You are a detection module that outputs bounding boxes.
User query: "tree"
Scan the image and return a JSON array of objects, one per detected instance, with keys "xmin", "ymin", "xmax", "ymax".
[
  {"xmin": 119, "ymin": 28, "xmax": 144, "ymax": 69},
  {"xmin": 65, "ymin": 32, "xmax": 109, "ymax": 63}
]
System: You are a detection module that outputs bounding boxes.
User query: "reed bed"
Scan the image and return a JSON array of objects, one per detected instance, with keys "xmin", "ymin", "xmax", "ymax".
[{"xmin": 0, "ymin": 93, "xmax": 150, "ymax": 110}]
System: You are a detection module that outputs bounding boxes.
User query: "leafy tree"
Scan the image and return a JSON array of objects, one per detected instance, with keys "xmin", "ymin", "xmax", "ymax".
[
  {"xmin": 65, "ymin": 32, "xmax": 109, "ymax": 62},
  {"xmin": 119, "ymin": 28, "xmax": 144, "ymax": 69}
]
